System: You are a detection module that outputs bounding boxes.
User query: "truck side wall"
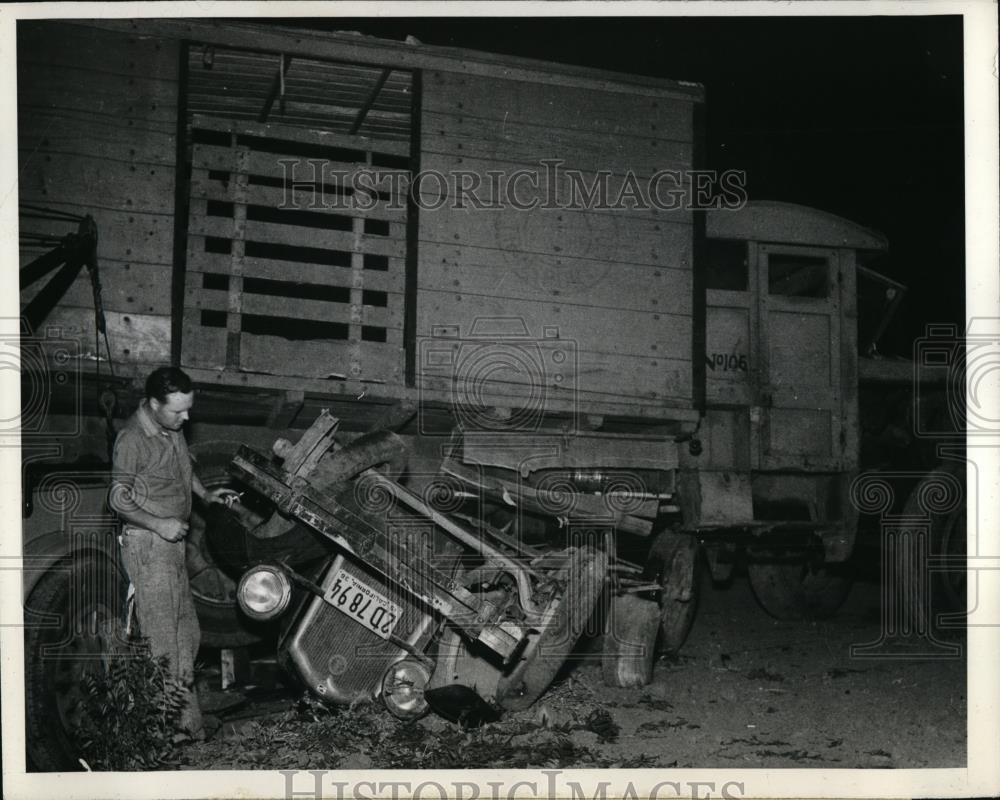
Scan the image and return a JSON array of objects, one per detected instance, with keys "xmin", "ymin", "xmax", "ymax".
[
  {"xmin": 415, "ymin": 71, "xmax": 696, "ymax": 416},
  {"xmin": 18, "ymin": 21, "xmax": 700, "ymax": 431},
  {"xmin": 18, "ymin": 22, "xmax": 179, "ymax": 368}
]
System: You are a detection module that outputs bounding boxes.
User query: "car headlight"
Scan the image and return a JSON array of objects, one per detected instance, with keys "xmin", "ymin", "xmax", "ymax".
[
  {"xmin": 237, "ymin": 565, "xmax": 292, "ymax": 621},
  {"xmin": 381, "ymin": 658, "xmax": 432, "ymax": 720}
]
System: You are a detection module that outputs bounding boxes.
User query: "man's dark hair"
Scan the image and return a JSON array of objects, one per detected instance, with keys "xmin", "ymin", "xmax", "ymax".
[{"xmin": 145, "ymin": 366, "xmax": 193, "ymax": 403}]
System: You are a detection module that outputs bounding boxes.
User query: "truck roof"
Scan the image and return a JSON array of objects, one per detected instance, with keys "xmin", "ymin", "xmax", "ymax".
[
  {"xmin": 707, "ymin": 200, "xmax": 888, "ymax": 252},
  {"xmin": 91, "ymin": 18, "xmax": 706, "ymax": 102}
]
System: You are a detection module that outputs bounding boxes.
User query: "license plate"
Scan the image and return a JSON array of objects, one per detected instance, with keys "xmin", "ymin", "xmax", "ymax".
[{"xmin": 324, "ymin": 569, "xmax": 402, "ymax": 640}]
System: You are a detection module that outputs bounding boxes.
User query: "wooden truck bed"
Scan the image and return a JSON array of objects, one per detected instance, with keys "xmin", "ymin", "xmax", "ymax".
[{"xmin": 18, "ymin": 19, "xmax": 703, "ymax": 428}]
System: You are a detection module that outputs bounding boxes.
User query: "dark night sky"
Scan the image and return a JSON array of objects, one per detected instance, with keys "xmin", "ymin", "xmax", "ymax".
[{"xmin": 317, "ymin": 15, "xmax": 966, "ymax": 355}]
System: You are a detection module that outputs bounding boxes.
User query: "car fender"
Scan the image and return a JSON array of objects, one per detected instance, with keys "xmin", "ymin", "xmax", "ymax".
[{"xmin": 22, "ymin": 479, "xmax": 119, "ymax": 601}]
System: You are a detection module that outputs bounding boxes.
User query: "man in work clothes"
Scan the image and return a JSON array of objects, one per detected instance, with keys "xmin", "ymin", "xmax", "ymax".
[{"xmin": 110, "ymin": 366, "xmax": 237, "ymax": 739}]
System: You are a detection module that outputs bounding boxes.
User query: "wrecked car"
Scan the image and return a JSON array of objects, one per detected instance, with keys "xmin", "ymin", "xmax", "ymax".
[{"xmin": 214, "ymin": 410, "xmax": 678, "ymax": 722}]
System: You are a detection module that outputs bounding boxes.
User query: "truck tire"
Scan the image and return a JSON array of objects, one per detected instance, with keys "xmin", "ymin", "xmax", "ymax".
[
  {"xmin": 902, "ymin": 462, "xmax": 966, "ymax": 628},
  {"xmin": 601, "ymin": 594, "xmax": 660, "ymax": 688},
  {"xmin": 187, "ymin": 445, "xmax": 268, "ymax": 648},
  {"xmin": 747, "ymin": 560, "xmax": 851, "ymax": 621},
  {"xmin": 24, "ymin": 550, "xmax": 129, "ymax": 771},
  {"xmin": 646, "ymin": 532, "xmax": 699, "ymax": 655}
]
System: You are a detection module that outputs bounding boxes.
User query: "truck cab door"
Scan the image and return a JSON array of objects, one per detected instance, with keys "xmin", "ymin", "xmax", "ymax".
[{"xmin": 755, "ymin": 244, "xmax": 845, "ymax": 470}]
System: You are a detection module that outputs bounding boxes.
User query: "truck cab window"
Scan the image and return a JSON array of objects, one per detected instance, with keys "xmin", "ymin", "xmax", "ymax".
[
  {"xmin": 767, "ymin": 253, "xmax": 829, "ymax": 298},
  {"xmin": 705, "ymin": 239, "xmax": 748, "ymax": 291}
]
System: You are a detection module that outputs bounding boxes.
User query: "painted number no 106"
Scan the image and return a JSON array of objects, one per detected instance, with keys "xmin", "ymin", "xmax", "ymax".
[{"xmin": 707, "ymin": 352, "xmax": 749, "ymax": 372}]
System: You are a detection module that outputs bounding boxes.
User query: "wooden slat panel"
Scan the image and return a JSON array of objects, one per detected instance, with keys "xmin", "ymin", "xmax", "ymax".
[
  {"xmin": 181, "ymin": 310, "xmax": 228, "ymax": 368},
  {"xmin": 18, "ymin": 207, "xmax": 175, "ymax": 268},
  {"xmin": 192, "ymin": 143, "xmax": 409, "ymax": 192},
  {"xmin": 18, "ymin": 63, "xmax": 177, "ymax": 125},
  {"xmin": 379, "ymin": 325, "xmax": 404, "ymax": 347},
  {"xmin": 18, "ymin": 150, "xmax": 176, "ymax": 215},
  {"xmin": 19, "ymin": 108, "xmax": 177, "ymax": 165},
  {"xmin": 239, "ymin": 335, "xmax": 404, "ymax": 380},
  {"xmin": 424, "ymin": 71, "xmax": 694, "ymax": 142},
  {"xmin": 417, "ymin": 152, "xmax": 694, "ymax": 228},
  {"xmin": 19, "ymin": 259, "xmax": 172, "ymax": 317},
  {"xmin": 18, "ymin": 18, "xmax": 176, "ymax": 337},
  {"xmin": 278, "ymin": 79, "xmax": 411, "ymax": 112},
  {"xmin": 17, "ymin": 101, "xmax": 175, "ymax": 140},
  {"xmin": 192, "ymin": 142, "xmax": 360, "ymax": 176},
  {"xmin": 175, "ymin": 364, "xmax": 696, "ymax": 421},
  {"xmin": 186, "ymin": 246, "xmax": 404, "ymax": 293},
  {"xmin": 185, "ymin": 103, "xmax": 411, "ymax": 386},
  {"xmin": 18, "ymin": 96, "xmax": 175, "ymax": 132},
  {"xmin": 768, "ymin": 408, "xmax": 832, "ymax": 457},
  {"xmin": 413, "ymin": 68, "xmax": 696, "ymax": 414},
  {"xmin": 417, "ymin": 343, "xmax": 691, "ymax": 405},
  {"xmin": 418, "ymin": 204, "xmax": 691, "ymax": 269},
  {"xmin": 422, "ymin": 109, "xmax": 692, "ymax": 177},
  {"xmin": 419, "ymin": 242, "xmax": 692, "ymax": 316},
  {"xmin": 418, "ymin": 294, "xmax": 691, "ymax": 362},
  {"xmin": 18, "ymin": 21, "xmax": 179, "ymax": 82},
  {"xmin": 191, "ymin": 113, "xmax": 411, "ymax": 158},
  {"xmin": 17, "ymin": 98, "xmax": 177, "ymax": 136},
  {"xmin": 17, "ymin": 17, "xmax": 179, "ymax": 362},
  {"xmin": 705, "ymin": 304, "xmax": 753, "ymax": 407},
  {"xmin": 838, "ymin": 250, "xmax": 860, "ymax": 470},
  {"xmin": 268, "ymin": 118, "xmax": 406, "ymax": 141},
  {"xmin": 189, "ymin": 215, "xmax": 406, "ymax": 259},
  {"xmin": 265, "ymin": 99, "xmax": 408, "ymax": 129},
  {"xmin": 189, "ymin": 94, "xmax": 410, "ymax": 128},
  {"xmin": 769, "ymin": 311, "xmax": 833, "ymax": 388},
  {"xmin": 191, "ymin": 96, "xmax": 401, "ymax": 134},
  {"xmin": 190, "ymin": 173, "xmax": 407, "ymax": 225},
  {"xmin": 40, "ymin": 308, "xmax": 171, "ymax": 365},
  {"xmin": 186, "ymin": 287, "xmax": 398, "ymax": 329},
  {"xmin": 182, "ymin": 315, "xmax": 403, "ymax": 373}
]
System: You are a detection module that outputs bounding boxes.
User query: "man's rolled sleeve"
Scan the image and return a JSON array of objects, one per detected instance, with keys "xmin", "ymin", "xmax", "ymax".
[{"xmin": 111, "ymin": 429, "xmax": 147, "ymax": 515}]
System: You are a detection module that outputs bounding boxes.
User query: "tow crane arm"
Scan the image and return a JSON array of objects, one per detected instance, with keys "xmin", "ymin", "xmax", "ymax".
[{"xmin": 20, "ymin": 213, "xmax": 106, "ymax": 337}]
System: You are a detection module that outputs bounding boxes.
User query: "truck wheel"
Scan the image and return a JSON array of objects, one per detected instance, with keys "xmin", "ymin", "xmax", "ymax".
[
  {"xmin": 24, "ymin": 551, "xmax": 129, "ymax": 771},
  {"xmin": 646, "ymin": 532, "xmax": 699, "ymax": 655},
  {"xmin": 188, "ymin": 445, "xmax": 267, "ymax": 648},
  {"xmin": 601, "ymin": 594, "xmax": 660, "ymax": 688},
  {"xmin": 747, "ymin": 559, "xmax": 851, "ymax": 621},
  {"xmin": 902, "ymin": 462, "xmax": 966, "ymax": 625}
]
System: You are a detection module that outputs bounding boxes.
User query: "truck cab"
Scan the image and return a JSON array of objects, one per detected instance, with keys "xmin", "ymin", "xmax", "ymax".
[{"xmin": 696, "ymin": 201, "xmax": 888, "ymax": 616}]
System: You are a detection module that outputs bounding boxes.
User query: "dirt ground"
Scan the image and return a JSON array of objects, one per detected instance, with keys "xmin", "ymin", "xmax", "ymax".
[
  {"xmin": 544, "ymin": 572, "xmax": 967, "ymax": 768},
  {"xmin": 180, "ymin": 570, "xmax": 967, "ymax": 770}
]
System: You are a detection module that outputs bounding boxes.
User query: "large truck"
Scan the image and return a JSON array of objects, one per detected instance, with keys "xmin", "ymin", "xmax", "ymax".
[{"xmin": 17, "ymin": 18, "xmax": 946, "ymax": 770}]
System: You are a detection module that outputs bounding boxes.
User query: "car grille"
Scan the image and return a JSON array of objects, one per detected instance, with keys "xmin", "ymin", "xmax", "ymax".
[{"xmin": 283, "ymin": 554, "xmax": 434, "ymax": 704}]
